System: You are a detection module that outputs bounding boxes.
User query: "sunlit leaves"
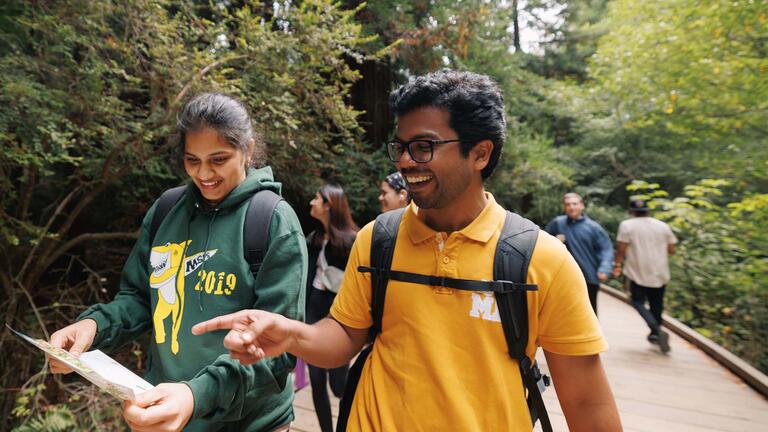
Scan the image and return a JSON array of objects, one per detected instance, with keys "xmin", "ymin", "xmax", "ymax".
[{"xmin": 586, "ymin": 0, "xmax": 767, "ymax": 179}]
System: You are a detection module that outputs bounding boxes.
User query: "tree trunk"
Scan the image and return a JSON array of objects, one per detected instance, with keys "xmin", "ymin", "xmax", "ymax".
[
  {"xmin": 512, "ymin": 0, "xmax": 522, "ymax": 53},
  {"xmin": 348, "ymin": 57, "xmax": 394, "ymax": 150}
]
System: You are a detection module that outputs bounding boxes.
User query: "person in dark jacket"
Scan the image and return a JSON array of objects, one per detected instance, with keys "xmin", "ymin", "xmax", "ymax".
[
  {"xmin": 545, "ymin": 192, "xmax": 614, "ymax": 316},
  {"xmin": 48, "ymin": 93, "xmax": 307, "ymax": 432},
  {"xmin": 306, "ymin": 183, "xmax": 359, "ymax": 432}
]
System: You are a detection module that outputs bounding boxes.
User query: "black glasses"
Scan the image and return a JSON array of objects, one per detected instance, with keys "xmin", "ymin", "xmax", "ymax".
[{"xmin": 386, "ymin": 139, "xmax": 461, "ymax": 163}]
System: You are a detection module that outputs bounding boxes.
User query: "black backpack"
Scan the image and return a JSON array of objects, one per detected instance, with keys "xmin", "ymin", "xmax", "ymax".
[
  {"xmin": 337, "ymin": 207, "xmax": 552, "ymax": 432},
  {"xmin": 149, "ymin": 186, "xmax": 282, "ymax": 279}
]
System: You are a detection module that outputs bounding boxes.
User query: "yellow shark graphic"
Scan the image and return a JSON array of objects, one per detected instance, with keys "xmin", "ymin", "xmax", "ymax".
[{"xmin": 149, "ymin": 241, "xmax": 191, "ymax": 354}]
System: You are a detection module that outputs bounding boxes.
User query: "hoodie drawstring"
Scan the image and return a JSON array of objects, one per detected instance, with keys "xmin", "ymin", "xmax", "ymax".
[{"xmin": 196, "ymin": 208, "xmax": 219, "ymax": 311}]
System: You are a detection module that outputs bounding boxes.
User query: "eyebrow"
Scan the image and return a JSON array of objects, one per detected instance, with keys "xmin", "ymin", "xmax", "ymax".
[
  {"xmin": 393, "ymin": 133, "xmax": 440, "ymax": 141},
  {"xmin": 184, "ymin": 151, "xmax": 233, "ymax": 157}
]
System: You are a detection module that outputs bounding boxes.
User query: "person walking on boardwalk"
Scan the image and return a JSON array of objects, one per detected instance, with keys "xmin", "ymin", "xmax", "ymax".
[
  {"xmin": 193, "ymin": 70, "xmax": 622, "ymax": 431},
  {"xmin": 613, "ymin": 199, "xmax": 678, "ymax": 354},
  {"xmin": 48, "ymin": 93, "xmax": 307, "ymax": 432},
  {"xmin": 545, "ymin": 192, "xmax": 614, "ymax": 316},
  {"xmin": 305, "ymin": 183, "xmax": 358, "ymax": 432}
]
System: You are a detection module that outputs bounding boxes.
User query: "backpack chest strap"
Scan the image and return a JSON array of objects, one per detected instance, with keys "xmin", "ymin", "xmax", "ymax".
[{"xmin": 358, "ymin": 266, "xmax": 538, "ymax": 293}]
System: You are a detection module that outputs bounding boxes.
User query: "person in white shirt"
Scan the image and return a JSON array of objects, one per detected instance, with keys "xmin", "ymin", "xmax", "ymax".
[{"xmin": 613, "ymin": 199, "xmax": 678, "ymax": 353}]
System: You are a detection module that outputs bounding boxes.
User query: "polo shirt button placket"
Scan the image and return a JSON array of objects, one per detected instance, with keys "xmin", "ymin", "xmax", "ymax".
[
  {"xmin": 434, "ymin": 234, "xmax": 453, "ymax": 295},
  {"xmin": 435, "ymin": 233, "xmax": 445, "ymax": 252}
]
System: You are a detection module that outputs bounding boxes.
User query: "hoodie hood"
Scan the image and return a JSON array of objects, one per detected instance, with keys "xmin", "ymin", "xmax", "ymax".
[{"xmin": 188, "ymin": 166, "xmax": 282, "ymax": 211}]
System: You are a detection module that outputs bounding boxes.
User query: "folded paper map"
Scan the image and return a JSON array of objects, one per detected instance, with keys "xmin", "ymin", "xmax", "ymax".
[{"xmin": 6, "ymin": 323, "xmax": 154, "ymax": 400}]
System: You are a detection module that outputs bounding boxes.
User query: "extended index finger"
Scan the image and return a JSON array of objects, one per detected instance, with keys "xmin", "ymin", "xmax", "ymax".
[{"xmin": 191, "ymin": 310, "xmax": 253, "ymax": 335}]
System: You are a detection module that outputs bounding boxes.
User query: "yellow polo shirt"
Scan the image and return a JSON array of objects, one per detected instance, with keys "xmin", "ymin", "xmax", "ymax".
[{"xmin": 330, "ymin": 193, "xmax": 607, "ymax": 431}]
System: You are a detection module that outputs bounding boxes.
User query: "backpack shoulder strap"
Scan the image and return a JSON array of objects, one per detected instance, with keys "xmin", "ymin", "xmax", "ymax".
[
  {"xmin": 244, "ymin": 189, "xmax": 282, "ymax": 280},
  {"xmin": 369, "ymin": 207, "xmax": 406, "ymax": 339},
  {"xmin": 494, "ymin": 211, "xmax": 552, "ymax": 432},
  {"xmin": 149, "ymin": 186, "xmax": 186, "ymax": 245},
  {"xmin": 337, "ymin": 207, "xmax": 406, "ymax": 432},
  {"xmin": 494, "ymin": 211, "xmax": 539, "ymax": 359}
]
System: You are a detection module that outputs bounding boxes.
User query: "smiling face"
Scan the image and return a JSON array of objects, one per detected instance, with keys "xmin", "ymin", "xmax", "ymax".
[
  {"xmin": 394, "ymin": 107, "xmax": 478, "ymax": 210},
  {"xmin": 379, "ymin": 181, "xmax": 406, "ymax": 212},
  {"xmin": 184, "ymin": 128, "xmax": 249, "ymax": 204}
]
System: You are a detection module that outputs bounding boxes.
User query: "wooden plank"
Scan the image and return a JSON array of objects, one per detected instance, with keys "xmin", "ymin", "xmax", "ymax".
[
  {"xmin": 535, "ymin": 293, "xmax": 768, "ymax": 431},
  {"xmin": 292, "ymin": 384, "xmax": 340, "ymax": 432},
  {"xmin": 601, "ymin": 284, "xmax": 768, "ymax": 397}
]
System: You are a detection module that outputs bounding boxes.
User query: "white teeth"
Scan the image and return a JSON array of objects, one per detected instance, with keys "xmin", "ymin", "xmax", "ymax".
[
  {"xmin": 201, "ymin": 180, "xmax": 220, "ymax": 187},
  {"xmin": 406, "ymin": 175, "xmax": 431, "ymax": 184}
]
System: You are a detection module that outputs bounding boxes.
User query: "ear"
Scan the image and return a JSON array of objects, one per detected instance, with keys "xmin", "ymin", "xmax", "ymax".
[
  {"xmin": 245, "ymin": 139, "xmax": 256, "ymax": 166},
  {"xmin": 470, "ymin": 139, "xmax": 493, "ymax": 172},
  {"xmin": 398, "ymin": 189, "xmax": 408, "ymax": 201}
]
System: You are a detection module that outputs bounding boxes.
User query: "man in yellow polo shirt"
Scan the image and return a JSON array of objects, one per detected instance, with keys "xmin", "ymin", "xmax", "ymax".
[{"xmin": 194, "ymin": 70, "xmax": 622, "ymax": 431}]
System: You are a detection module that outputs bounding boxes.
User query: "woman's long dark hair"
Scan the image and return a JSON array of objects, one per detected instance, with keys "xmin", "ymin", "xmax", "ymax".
[{"xmin": 311, "ymin": 184, "xmax": 358, "ymax": 256}]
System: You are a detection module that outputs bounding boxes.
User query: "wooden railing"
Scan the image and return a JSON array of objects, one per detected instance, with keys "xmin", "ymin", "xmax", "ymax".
[{"xmin": 600, "ymin": 283, "xmax": 768, "ymax": 398}]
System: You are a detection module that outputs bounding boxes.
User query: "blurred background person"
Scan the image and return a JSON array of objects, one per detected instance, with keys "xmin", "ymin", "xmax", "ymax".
[
  {"xmin": 545, "ymin": 192, "xmax": 614, "ymax": 316},
  {"xmin": 378, "ymin": 171, "xmax": 410, "ymax": 212},
  {"xmin": 305, "ymin": 183, "xmax": 359, "ymax": 432},
  {"xmin": 613, "ymin": 199, "xmax": 678, "ymax": 354}
]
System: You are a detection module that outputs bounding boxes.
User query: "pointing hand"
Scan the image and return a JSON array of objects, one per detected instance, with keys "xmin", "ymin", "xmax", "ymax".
[{"xmin": 192, "ymin": 310, "xmax": 296, "ymax": 365}]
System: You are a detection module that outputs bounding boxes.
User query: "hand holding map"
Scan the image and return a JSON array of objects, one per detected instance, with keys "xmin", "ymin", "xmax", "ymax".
[
  {"xmin": 48, "ymin": 318, "xmax": 97, "ymax": 374},
  {"xmin": 6, "ymin": 323, "xmax": 153, "ymax": 400}
]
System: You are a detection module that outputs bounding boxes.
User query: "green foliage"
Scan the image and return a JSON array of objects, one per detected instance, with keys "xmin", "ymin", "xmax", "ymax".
[
  {"xmin": 631, "ymin": 180, "xmax": 768, "ymax": 373},
  {"xmin": 11, "ymin": 405, "xmax": 76, "ymax": 432},
  {"xmin": 560, "ymin": 0, "xmax": 768, "ymax": 191},
  {"xmin": 523, "ymin": 0, "xmax": 609, "ymax": 81},
  {"xmin": 0, "ymin": 0, "xmax": 375, "ymax": 428},
  {"xmin": 592, "ymin": 0, "xmax": 767, "ymax": 146},
  {"xmin": 488, "ymin": 128, "xmax": 573, "ymax": 223}
]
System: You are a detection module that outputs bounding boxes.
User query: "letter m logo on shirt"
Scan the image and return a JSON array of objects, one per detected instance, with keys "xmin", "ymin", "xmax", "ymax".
[{"xmin": 469, "ymin": 292, "xmax": 501, "ymax": 322}]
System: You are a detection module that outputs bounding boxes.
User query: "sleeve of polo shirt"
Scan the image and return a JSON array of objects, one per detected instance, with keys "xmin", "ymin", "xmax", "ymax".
[
  {"xmin": 535, "ymin": 234, "xmax": 608, "ymax": 356},
  {"xmin": 544, "ymin": 217, "xmax": 560, "ymax": 236},
  {"xmin": 666, "ymin": 223, "xmax": 678, "ymax": 245},
  {"xmin": 594, "ymin": 225, "xmax": 615, "ymax": 275},
  {"xmin": 616, "ymin": 221, "xmax": 630, "ymax": 244},
  {"xmin": 330, "ymin": 222, "xmax": 375, "ymax": 330}
]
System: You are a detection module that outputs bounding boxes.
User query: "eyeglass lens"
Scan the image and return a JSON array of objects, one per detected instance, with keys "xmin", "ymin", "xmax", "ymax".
[{"xmin": 387, "ymin": 140, "xmax": 433, "ymax": 163}]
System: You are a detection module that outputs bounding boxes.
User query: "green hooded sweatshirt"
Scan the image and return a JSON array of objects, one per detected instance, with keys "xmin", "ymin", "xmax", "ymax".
[{"xmin": 78, "ymin": 167, "xmax": 307, "ymax": 431}]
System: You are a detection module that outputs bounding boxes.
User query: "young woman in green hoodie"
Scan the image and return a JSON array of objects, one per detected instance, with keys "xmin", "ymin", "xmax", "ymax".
[{"xmin": 48, "ymin": 93, "xmax": 307, "ymax": 432}]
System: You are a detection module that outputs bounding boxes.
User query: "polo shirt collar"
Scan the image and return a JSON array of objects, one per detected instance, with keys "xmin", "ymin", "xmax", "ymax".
[
  {"xmin": 567, "ymin": 214, "xmax": 588, "ymax": 223},
  {"xmin": 405, "ymin": 192, "xmax": 502, "ymax": 244}
]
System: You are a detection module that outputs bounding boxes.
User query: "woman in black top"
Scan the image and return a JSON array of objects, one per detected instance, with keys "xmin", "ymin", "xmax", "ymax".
[{"xmin": 306, "ymin": 183, "xmax": 358, "ymax": 432}]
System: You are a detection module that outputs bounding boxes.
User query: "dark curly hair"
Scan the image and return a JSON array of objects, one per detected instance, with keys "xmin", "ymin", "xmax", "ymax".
[{"xmin": 388, "ymin": 69, "xmax": 505, "ymax": 179}]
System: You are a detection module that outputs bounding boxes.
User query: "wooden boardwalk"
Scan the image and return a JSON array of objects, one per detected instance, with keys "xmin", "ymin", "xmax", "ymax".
[{"xmin": 291, "ymin": 293, "xmax": 768, "ymax": 431}]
